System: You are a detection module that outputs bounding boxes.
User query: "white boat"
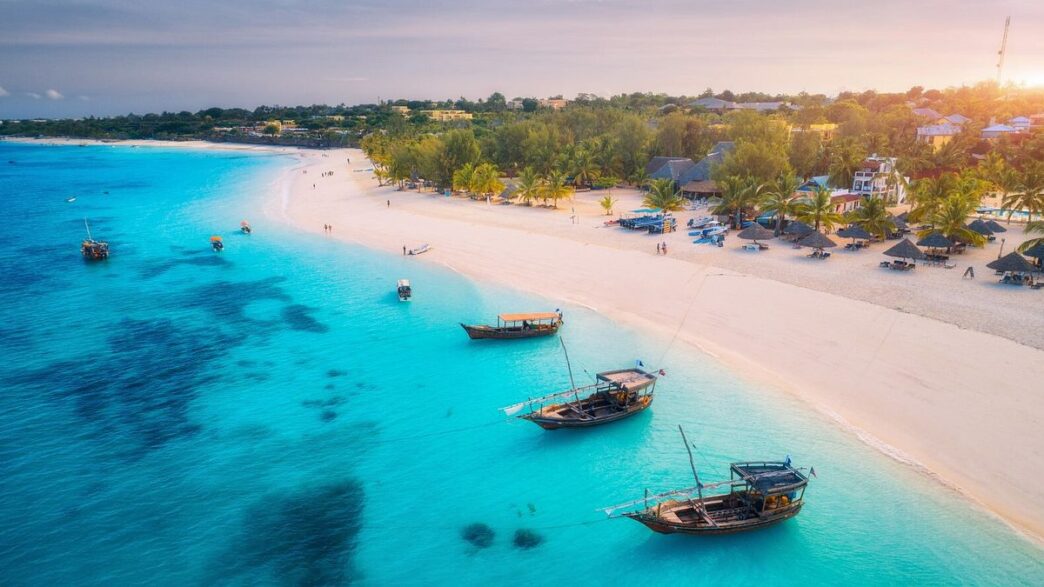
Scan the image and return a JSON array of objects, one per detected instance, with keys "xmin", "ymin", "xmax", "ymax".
[
  {"xmin": 689, "ymin": 216, "xmax": 715, "ymax": 229},
  {"xmin": 397, "ymin": 279, "xmax": 412, "ymax": 302},
  {"xmin": 408, "ymin": 244, "xmax": 431, "ymax": 256},
  {"xmin": 702, "ymin": 226, "xmax": 726, "ymax": 237}
]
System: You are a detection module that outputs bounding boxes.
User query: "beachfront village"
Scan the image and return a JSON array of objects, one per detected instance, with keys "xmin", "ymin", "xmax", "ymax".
[{"xmin": 356, "ymin": 85, "xmax": 1044, "ymax": 289}]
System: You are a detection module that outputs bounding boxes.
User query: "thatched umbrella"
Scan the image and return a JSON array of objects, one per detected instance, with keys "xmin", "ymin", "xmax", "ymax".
[
  {"xmin": 890, "ymin": 215, "xmax": 909, "ymax": 231},
  {"xmin": 797, "ymin": 231, "xmax": 838, "ymax": 251},
  {"xmin": 783, "ymin": 220, "xmax": 814, "ymax": 236},
  {"xmin": 837, "ymin": 225, "xmax": 872, "ymax": 241},
  {"xmin": 883, "ymin": 238, "xmax": 925, "ymax": 261},
  {"xmin": 984, "ymin": 220, "xmax": 1007, "ymax": 233},
  {"xmin": 737, "ymin": 224, "xmax": 776, "ymax": 244},
  {"xmin": 917, "ymin": 231, "xmax": 953, "ymax": 250},
  {"xmin": 987, "ymin": 251, "xmax": 1036, "ymax": 273},
  {"xmin": 967, "ymin": 219, "xmax": 993, "ymax": 236}
]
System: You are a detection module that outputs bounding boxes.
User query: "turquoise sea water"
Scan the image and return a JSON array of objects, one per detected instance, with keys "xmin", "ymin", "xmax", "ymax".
[{"xmin": 0, "ymin": 142, "xmax": 1041, "ymax": 586}]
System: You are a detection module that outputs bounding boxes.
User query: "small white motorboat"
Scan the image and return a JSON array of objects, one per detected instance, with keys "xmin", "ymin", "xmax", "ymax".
[
  {"xmin": 407, "ymin": 244, "xmax": 431, "ymax": 256},
  {"xmin": 397, "ymin": 279, "xmax": 412, "ymax": 302}
]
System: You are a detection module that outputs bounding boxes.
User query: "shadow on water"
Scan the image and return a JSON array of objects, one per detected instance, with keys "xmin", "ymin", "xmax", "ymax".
[
  {"xmin": 140, "ymin": 253, "xmax": 233, "ymax": 279},
  {"xmin": 206, "ymin": 480, "xmax": 365, "ymax": 586}
]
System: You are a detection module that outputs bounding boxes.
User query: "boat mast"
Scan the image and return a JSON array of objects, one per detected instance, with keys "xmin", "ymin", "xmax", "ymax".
[
  {"xmin": 84, "ymin": 217, "xmax": 93, "ymax": 241},
  {"xmin": 559, "ymin": 338, "xmax": 578, "ymax": 391},
  {"xmin": 678, "ymin": 425, "xmax": 703, "ymax": 502}
]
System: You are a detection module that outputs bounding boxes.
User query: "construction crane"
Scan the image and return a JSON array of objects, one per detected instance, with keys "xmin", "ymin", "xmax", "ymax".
[{"xmin": 996, "ymin": 16, "xmax": 1010, "ymax": 85}]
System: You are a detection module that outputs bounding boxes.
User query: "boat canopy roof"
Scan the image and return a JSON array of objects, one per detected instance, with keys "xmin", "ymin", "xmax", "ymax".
[
  {"xmin": 731, "ymin": 462, "xmax": 807, "ymax": 495},
  {"xmin": 397, "ymin": 279, "xmax": 411, "ymax": 288},
  {"xmin": 596, "ymin": 368, "xmax": 657, "ymax": 392},
  {"xmin": 499, "ymin": 312, "xmax": 559, "ymax": 322}
]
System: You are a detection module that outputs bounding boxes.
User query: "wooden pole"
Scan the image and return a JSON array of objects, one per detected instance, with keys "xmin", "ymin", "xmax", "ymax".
[{"xmin": 678, "ymin": 425, "xmax": 703, "ymax": 503}]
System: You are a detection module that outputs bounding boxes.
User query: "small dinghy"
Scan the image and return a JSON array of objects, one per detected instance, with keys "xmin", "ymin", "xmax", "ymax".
[
  {"xmin": 407, "ymin": 244, "xmax": 431, "ymax": 256},
  {"xmin": 240, "ymin": 220, "xmax": 252, "ymax": 234},
  {"xmin": 66, "ymin": 197, "xmax": 77, "ymax": 203}
]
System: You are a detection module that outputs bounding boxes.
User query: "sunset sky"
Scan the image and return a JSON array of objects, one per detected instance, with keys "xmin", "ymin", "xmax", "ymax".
[{"xmin": 1, "ymin": 0, "xmax": 1042, "ymax": 118}]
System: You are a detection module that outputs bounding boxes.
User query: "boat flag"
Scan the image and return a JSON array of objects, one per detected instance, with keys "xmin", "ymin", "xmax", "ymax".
[
  {"xmin": 809, "ymin": 466, "xmax": 817, "ymax": 478},
  {"xmin": 658, "ymin": 369, "xmax": 666, "ymax": 376},
  {"xmin": 635, "ymin": 359, "xmax": 645, "ymax": 369},
  {"xmin": 784, "ymin": 454, "xmax": 792, "ymax": 467}
]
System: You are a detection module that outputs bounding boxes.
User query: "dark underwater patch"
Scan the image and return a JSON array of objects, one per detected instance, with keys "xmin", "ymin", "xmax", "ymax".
[
  {"xmin": 5, "ymin": 317, "xmax": 232, "ymax": 454},
  {"xmin": 213, "ymin": 480, "xmax": 364, "ymax": 585},
  {"xmin": 513, "ymin": 529, "xmax": 544, "ymax": 550},
  {"xmin": 180, "ymin": 276, "xmax": 291, "ymax": 327},
  {"xmin": 320, "ymin": 410, "xmax": 338, "ymax": 422},
  {"xmin": 283, "ymin": 304, "xmax": 329, "ymax": 333},
  {"xmin": 140, "ymin": 254, "xmax": 232, "ymax": 279},
  {"xmin": 461, "ymin": 523, "xmax": 495, "ymax": 549}
]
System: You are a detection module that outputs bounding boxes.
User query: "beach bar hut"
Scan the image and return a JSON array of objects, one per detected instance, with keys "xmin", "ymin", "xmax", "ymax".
[
  {"xmin": 967, "ymin": 219, "xmax": 993, "ymax": 237},
  {"xmin": 917, "ymin": 231, "xmax": 953, "ymax": 250},
  {"xmin": 783, "ymin": 220, "xmax": 814, "ymax": 240},
  {"xmin": 797, "ymin": 231, "xmax": 837, "ymax": 258},
  {"xmin": 1021, "ymin": 241, "xmax": 1044, "ymax": 266},
  {"xmin": 737, "ymin": 224, "xmax": 775, "ymax": 249}
]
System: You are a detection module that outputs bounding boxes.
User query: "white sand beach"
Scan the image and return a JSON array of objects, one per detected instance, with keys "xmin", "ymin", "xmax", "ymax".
[{"xmin": 263, "ymin": 147, "xmax": 1044, "ymax": 543}]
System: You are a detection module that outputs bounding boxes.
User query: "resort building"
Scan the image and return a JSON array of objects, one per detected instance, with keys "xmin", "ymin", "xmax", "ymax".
[
  {"xmin": 851, "ymin": 155, "xmax": 906, "ymax": 204},
  {"xmin": 420, "ymin": 109, "xmax": 473, "ymax": 122},
  {"xmin": 1009, "ymin": 116, "xmax": 1031, "ymax": 132},
  {"xmin": 981, "ymin": 124, "xmax": 1019, "ymax": 139},
  {"xmin": 689, "ymin": 97, "xmax": 790, "ymax": 113},
  {"xmin": 942, "ymin": 113, "xmax": 970, "ymax": 125},
  {"xmin": 916, "ymin": 123, "xmax": 961, "ymax": 151},
  {"xmin": 390, "ymin": 105, "xmax": 410, "ymax": 115},
  {"xmin": 679, "ymin": 142, "xmax": 735, "ymax": 199},
  {"xmin": 538, "ymin": 98, "xmax": 569, "ymax": 110},
  {"xmin": 911, "ymin": 107, "xmax": 943, "ymax": 120},
  {"xmin": 830, "ymin": 193, "xmax": 863, "ymax": 215},
  {"xmin": 507, "ymin": 99, "xmax": 524, "ymax": 110}
]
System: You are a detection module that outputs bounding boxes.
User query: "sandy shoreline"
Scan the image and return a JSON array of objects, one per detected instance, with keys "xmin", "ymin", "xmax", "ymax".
[{"xmin": 12, "ymin": 138, "xmax": 1043, "ymax": 543}]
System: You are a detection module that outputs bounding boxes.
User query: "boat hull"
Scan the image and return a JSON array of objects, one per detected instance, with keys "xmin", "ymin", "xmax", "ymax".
[
  {"xmin": 626, "ymin": 503, "xmax": 803, "ymax": 535},
  {"xmin": 523, "ymin": 396, "xmax": 653, "ymax": 429},
  {"xmin": 460, "ymin": 322, "xmax": 561, "ymax": 340}
]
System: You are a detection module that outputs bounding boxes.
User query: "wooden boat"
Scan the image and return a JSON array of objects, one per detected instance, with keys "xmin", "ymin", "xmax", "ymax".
[
  {"xmin": 502, "ymin": 367, "xmax": 658, "ymax": 429},
  {"xmin": 407, "ymin": 243, "xmax": 431, "ymax": 256},
  {"xmin": 210, "ymin": 235, "xmax": 224, "ymax": 252},
  {"xmin": 240, "ymin": 220, "xmax": 252, "ymax": 234},
  {"xmin": 461, "ymin": 311, "xmax": 562, "ymax": 340},
  {"xmin": 80, "ymin": 218, "xmax": 109, "ymax": 260},
  {"xmin": 397, "ymin": 279, "xmax": 412, "ymax": 302},
  {"xmin": 603, "ymin": 427, "xmax": 811, "ymax": 535}
]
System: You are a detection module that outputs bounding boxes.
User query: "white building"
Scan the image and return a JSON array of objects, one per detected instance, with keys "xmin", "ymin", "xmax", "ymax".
[{"xmin": 851, "ymin": 155, "xmax": 907, "ymax": 204}]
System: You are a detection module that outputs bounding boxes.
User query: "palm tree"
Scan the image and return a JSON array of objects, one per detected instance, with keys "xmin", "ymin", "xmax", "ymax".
[
  {"xmin": 628, "ymin": 167, "xmax": 649, "ymax": 189},
  {"xmin": 572, "ymin": 150, "xmax": 599, "ymax": 188},
  {"xmin": 1017, "ymin": 220, "xmax": 1044, "ymax": 254},
  {"xmin": 907, "ymin": 173, "xmax": 957, "ymax": 225},
  {"xmin": 470, "ymin": 162, "xmax": 504, "ymax": 199},
  {"xmin": 846, "ymin": 197, "xmax": 895, "ymax": 239},
  {"xmin": 759, "ymin": 173, "xmax": 802, "ymax": 235},
  {"xmin": 542, "ymin": 170, "xmax": 572, "ymax": 209},
  {"xmin": 599, "ymin": 195, "xmax": 617, "ymax": 216},
  {"xmin": 796, "ymin": 186, "xmax": 843, "ymax": 233},
  {"xmin": 711, "ymin": 175, "xmax": 753, "ymax": 229},
  {"xmin": 917, "ymin": 194, "xmax": 985, "ymax": 247},
  {"xmin": 643, "ymin": 178, "xmax": 685, "ymax": 212},
  {"xmin": 828, "ymin": 139, "xmax": 865, "ymax": 189},
  {"xmin": 514, "ymin": 166, "xmax": 540, "ymax": 206},
  {"xmin": 452, "ymin": 163, "xmax": 475, "ymax": 194},
  {"xmin": 1003, "ymin": 164, "xmax": 1044, "ymax": 223}
]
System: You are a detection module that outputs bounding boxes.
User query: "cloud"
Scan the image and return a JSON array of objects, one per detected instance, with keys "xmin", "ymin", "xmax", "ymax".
[
  {"xmin": 0, "ymin": 85, "xmax": 9, "ymax": 97},
  {"xmin": 45, "ymin": 88, "xmax": 64, "ymax": 99},
  {"xmin": 26, "ymin": 92, "xmax": 41, "ymax": 99}
]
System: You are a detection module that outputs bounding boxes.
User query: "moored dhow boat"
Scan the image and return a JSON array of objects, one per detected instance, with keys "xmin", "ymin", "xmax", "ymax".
[
  {"xmin": 603, "ymin": 427, "xmax": 811, "ymax": 535},
  {"xmin": 80, "ymin": 218, "xmax": 109, "ymax": 260},
  {"xmin": 461, "ymin": 311, "xmax": 563, "ymax": 340},
  {"xmin": 502, "ymin": 367, "xmax": 658, "ymax": 429},
  {"xmin": 397, "ymin": 279, "xmax": 412, "ymax": 302}
]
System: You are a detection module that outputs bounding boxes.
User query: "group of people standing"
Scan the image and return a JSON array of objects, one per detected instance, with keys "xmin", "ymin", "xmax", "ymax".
[
  {"xmin": 655, "ymin": 241, "xmax": 669, "ymax": 255},
  {"xmin": 323, "ymin": 224, "xmax": 333, "ymax": 234}
]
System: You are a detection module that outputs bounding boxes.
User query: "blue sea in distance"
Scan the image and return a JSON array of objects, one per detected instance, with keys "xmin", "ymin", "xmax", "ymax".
[{"xmin": 0, "ymin": 142, "xmax": 1041, "ymax": 586}]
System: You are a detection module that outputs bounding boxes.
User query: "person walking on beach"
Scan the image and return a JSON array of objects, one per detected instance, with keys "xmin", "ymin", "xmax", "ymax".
[
  {"xmin": 403, "ymin": 245, "xmax": 406, "ymax": 255},
  {"xmin": 661, "ymin": 241, "xmax": 668, "ymax": 255},
  {"xmin": 387, "ymin": 199, "xmax": 390, "ymax": 208},
  {"xmin": 963, "ymin": 266, "xmax": 975, "ymax": 279},
  {"xmin": 656, "ymin": 242, "xmax": 661, "ymax": 255}
]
